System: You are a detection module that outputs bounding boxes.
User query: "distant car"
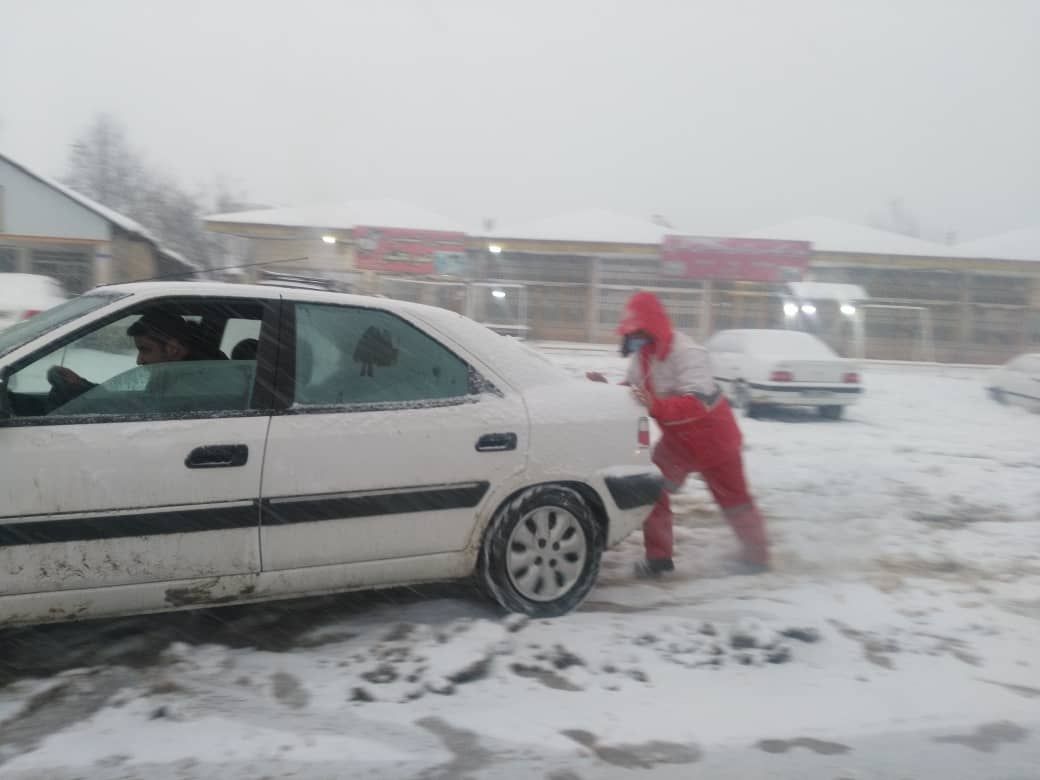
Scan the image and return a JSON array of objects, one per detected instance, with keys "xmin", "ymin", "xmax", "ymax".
[
  {"xmin": 0, "ymin": 282, "xmax": 660, "ymax": 626},
  {"xmin": 0, "ymin": 273, "xmax": 66, "ymax": 331},
  {"xmin": 987, "ymin": 353, "xmax": 1040, "ymax": 411},
  {"xmin": 705, "ymin": 329, "xmax": 863, "ymax": 419}
]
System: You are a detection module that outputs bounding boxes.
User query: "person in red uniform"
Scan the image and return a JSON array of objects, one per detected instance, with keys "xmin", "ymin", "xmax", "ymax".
[{"xmin": 589, "ymin": 291, "xmax": 770, "ymax": 578}]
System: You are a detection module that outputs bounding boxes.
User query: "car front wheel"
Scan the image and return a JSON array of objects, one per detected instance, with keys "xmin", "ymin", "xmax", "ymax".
[
  {"xmin": 819, "ymin": 405, "xmax": 844, "ymax": 420},
  {"xmin": 479, "ymin": 485, "xmax": 602, "ymax": 617}
]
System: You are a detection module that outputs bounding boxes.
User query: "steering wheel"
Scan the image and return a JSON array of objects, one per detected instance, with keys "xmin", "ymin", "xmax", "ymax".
[{"xmin": 46, "ymin": 366, "xmax": 88, "ymax": 412}]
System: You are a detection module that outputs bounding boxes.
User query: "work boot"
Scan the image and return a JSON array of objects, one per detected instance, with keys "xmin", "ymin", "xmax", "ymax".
[{"xmin": 633, "ymin": 558, "xmax": 675, "ymax": 579}]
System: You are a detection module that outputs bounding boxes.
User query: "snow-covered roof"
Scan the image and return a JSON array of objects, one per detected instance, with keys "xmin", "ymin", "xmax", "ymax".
[
  {"xmin": 3, "ymin": 152, "xmax": 153, "ymax": 243},
  {"xmin": 488, "ymin": 208, "xmax": 680, "ymax": 245},
  {"xmin": 0, "ymin": 152, "xmax": 203, "ymax": 272},
  {"xmin": 747, "ymin": 217, "xmax": 957, "ymax": 258},
  {"xmin": 788, "ymin": 281, "xmax": 868, "ymax": 302},
  {"xmin": 956, "ymin": 226, "xmax": 1040, "ymax": 262},
  {"xmin": 205, "ymin": 199, "xmax": 468, "ymax": 234}
]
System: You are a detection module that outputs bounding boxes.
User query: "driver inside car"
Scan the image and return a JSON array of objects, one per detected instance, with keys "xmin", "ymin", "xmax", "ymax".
[{"xmin": 47, "ymin": 309, "xmax": 221, "ymax": 405}]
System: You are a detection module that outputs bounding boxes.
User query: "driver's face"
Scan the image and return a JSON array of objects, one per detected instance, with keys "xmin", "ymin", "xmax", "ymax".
[{"xmin": 134, "ymin": 335, "xmax": 186, "ymax": 365}]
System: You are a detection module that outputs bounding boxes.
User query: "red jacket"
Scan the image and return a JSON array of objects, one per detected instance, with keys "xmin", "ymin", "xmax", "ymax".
[{"xmin": 620, "ymin": 291, "xmax": 743, "ymax": 472}]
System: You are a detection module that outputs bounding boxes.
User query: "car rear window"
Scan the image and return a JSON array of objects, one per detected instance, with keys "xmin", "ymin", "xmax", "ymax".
[{"xmin": 746, "ymin": 331, "xmax": 837, "ymax": 359}]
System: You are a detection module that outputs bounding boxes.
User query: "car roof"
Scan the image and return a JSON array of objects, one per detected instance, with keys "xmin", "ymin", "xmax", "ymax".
[
  {"xmin": 711, "ymin": 329, "xmax": 828, "ymax": 346},
  {"xmin": 0, "ymin": 273, "xmax": 65, "ymax": 305},
  {"xmin": 90, "ymin": 280, "xmax": 442, "ymax": 316},
  {"xmin": 0, "ymin": 273, "xmax": 63, "ymax": 290},
  {"xmin": 713, "ymin": 328, "xmax": 820, "ymax": 339}
]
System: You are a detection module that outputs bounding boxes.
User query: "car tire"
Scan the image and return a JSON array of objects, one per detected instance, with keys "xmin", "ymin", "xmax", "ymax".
[
  {"xmin": 988, "ymin": 387, "xmax": 1007, "ymax": 405},
  {"xmin": 734, "ymin": 381, "xmax": 761, "ymax": 418},
  {"xmin": 479, "ymin": 485, "xmax": 603, "ymax": 618},
  {"xmin": 819, "ymin": 405, "xmax": 844, "ymax": 420}
]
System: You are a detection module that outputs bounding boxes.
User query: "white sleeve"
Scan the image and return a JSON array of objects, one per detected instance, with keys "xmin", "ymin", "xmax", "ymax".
[
  {"xmin": 624, "ymin": 355, "xmax": 642, "ymax": 386},
  {"xmin": 671, "ymin": 342, "xmax": 718, "ymax": 396}
]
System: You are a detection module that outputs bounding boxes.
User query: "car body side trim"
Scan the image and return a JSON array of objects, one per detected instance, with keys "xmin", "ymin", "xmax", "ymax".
[
  {"xmin": 261, "ymin": 482, "xmax": 490, "ymax": 525},
  {"xmin": 0, "ymin": 503, "xmax": 259, "ymax": 546}
]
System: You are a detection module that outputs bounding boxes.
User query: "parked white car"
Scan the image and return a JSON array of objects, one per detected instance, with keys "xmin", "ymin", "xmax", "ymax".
[
  {"xmin": 0, "ymin": 273, "xmax": 66, "ymax": 332},
  {"xmin": 987, "ymin": 353, "xmax": 1040, "ymax": 411},
  {"xmin": 0, "ymin": 282, "xmax": 660, "ymax": 626},
  {"xmin": 705, "ymin": 329, "xmax": 863, "ymax": 419}
]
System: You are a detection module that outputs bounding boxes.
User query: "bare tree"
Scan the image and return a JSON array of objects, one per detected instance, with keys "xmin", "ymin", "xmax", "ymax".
[
  {"xmin": 869, "ymin": 198, "xmax": 921, "ymax": 238},
  {"xmin": 65, "ymin": 114, "xmax": 147, "ymax": 215},
  {"xmin": 64, "ymin": 114, "xmax": 249, "ymax": 270}
]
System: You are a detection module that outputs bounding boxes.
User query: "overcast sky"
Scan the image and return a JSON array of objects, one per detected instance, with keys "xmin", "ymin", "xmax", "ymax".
[{"xmin": 1, "ymin": 0, "xmax": 1038, "ymax": 240}]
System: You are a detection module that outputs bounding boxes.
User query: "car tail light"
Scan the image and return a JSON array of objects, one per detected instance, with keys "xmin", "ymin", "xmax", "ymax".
[
  {"xmin": 21, "ymin": 309, "xmax": 42, "ymax": 319},
  {"xmin": 637, "ymin": 416, "xmax": 650, "ymax": 447},
  {"xmin": 843, "ymin": 372, "xmax": 860, "ymax": 384},
  {"xmin": 770, "ymin": 370, "xmax": 794, "ymax": 382}
]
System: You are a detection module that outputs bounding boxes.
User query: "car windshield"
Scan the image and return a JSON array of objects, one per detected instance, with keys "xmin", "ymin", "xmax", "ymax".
[{"xmin": 0, "ymin": 292, "xmax": 125, "ymax": 359}]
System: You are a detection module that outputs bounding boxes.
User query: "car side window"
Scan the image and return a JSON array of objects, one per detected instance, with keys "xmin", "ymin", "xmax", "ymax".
[
  {"xmin": 4, "ymin": 303, "xmax": 265, "ymax": 422},
  {"xmin": 294, "ymin": 303, "xmax": 471, "ymax": 407}
]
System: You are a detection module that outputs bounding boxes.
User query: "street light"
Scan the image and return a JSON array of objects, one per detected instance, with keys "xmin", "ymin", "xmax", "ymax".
[
  {"xmin": 492, "ymin": 289, "xmax": 507, "ymax": 299},
  {"xmin": 488, "ymin": 244, "xmax": 503, "ymax": 254},
  {"xmin": 840, "ymin": 304, "xmax": 857, "ymax": 316}
]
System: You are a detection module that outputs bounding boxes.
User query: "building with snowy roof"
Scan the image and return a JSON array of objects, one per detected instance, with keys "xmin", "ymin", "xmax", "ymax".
[
  {"xmin": 478, "ymin": 209, "xmax": 709, "ymax": 342},
  {"xmin": 0, "ymin": 152, "xmax": 201, "ymax": 294},
  {"xmin": 203, "ymin": 201, "xmax": 1040, "ymax": 363},
  {"xmin": 957, "ymin": 226, "xmax": 1040, "ymax": 264},
  {"xmin": 204, "ymin": 199, "xmax": 470, "ymax": 294},
  {"xmin": 747, "ymin": 217, "xmax": 1040, "ymax": 363}
]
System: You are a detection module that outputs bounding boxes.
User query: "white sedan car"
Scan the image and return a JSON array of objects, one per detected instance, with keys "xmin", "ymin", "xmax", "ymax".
[
  {"xmin": 0, "ymin": 282, "xmax": 660, "ymax": 626},
  {"xmin": 705, "ymin": 328, "xmax": 863, "ymax": 419},
  {"xmin": 0, "ymin": 273, "xmax": 66, "ymax": 331},
  {"xmin": 987, "ymin": 353, "xmax": 1040, "ymax": 411}
]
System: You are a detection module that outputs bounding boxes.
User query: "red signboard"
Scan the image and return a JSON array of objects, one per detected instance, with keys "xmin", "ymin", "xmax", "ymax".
[
  {"xmin": 661, "ymin": 236, "xmax": 811, "ymax": 282},
  {"xmin": 354, "ymin": 226, "xmax": 468, "ymax": 275}
]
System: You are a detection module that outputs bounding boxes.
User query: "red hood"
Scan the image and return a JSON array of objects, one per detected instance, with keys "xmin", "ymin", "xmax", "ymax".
[{"xmin": 617, "ymin": 291, "xmax": 674, "ymax": 359}]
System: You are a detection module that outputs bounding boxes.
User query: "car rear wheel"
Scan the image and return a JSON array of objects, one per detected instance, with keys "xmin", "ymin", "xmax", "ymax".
[
  {"xmin": 479, "ymin": 485, "xmax": 602, "ymax": 617},
  {"xmin": 819, "ymin": 405, "xmax": 844, "ymax": 420}
]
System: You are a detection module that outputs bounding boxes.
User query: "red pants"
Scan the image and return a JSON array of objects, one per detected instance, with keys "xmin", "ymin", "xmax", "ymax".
[{"xmin": 644, "ymin": 442, "xmax": 769, "ymax": 566}]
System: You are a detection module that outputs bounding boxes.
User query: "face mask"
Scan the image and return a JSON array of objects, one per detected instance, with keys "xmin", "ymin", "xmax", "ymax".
[{"xmin": 621, "ymin": 335, "xmax": 651, "ymax": 357}]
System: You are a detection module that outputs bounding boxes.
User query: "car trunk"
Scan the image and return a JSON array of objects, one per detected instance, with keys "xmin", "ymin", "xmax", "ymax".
[{"xmin": 772, "ymin": 359, "xmax": 850, "ymax": 384}]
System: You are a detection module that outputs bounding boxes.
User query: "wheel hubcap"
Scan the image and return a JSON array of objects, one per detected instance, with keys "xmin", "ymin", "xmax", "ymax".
[{"xmin": 505, "ymin": 506, "xmax": 587, "ymax": 602}]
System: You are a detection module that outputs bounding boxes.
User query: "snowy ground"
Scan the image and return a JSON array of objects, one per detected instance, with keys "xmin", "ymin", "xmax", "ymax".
[{"xmin": 1, "ymin": 350, "xmax": 1039, "ymax": 779}]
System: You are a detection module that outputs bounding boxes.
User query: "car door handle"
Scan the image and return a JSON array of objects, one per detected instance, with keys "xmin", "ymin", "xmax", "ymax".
[
  {"xmin": 475, "ymin": 433, "xmax": 517, "ymax": 452},
  {"xmin": 185, "ymin": 444, "xmax": 249, "ymax": 469}
]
